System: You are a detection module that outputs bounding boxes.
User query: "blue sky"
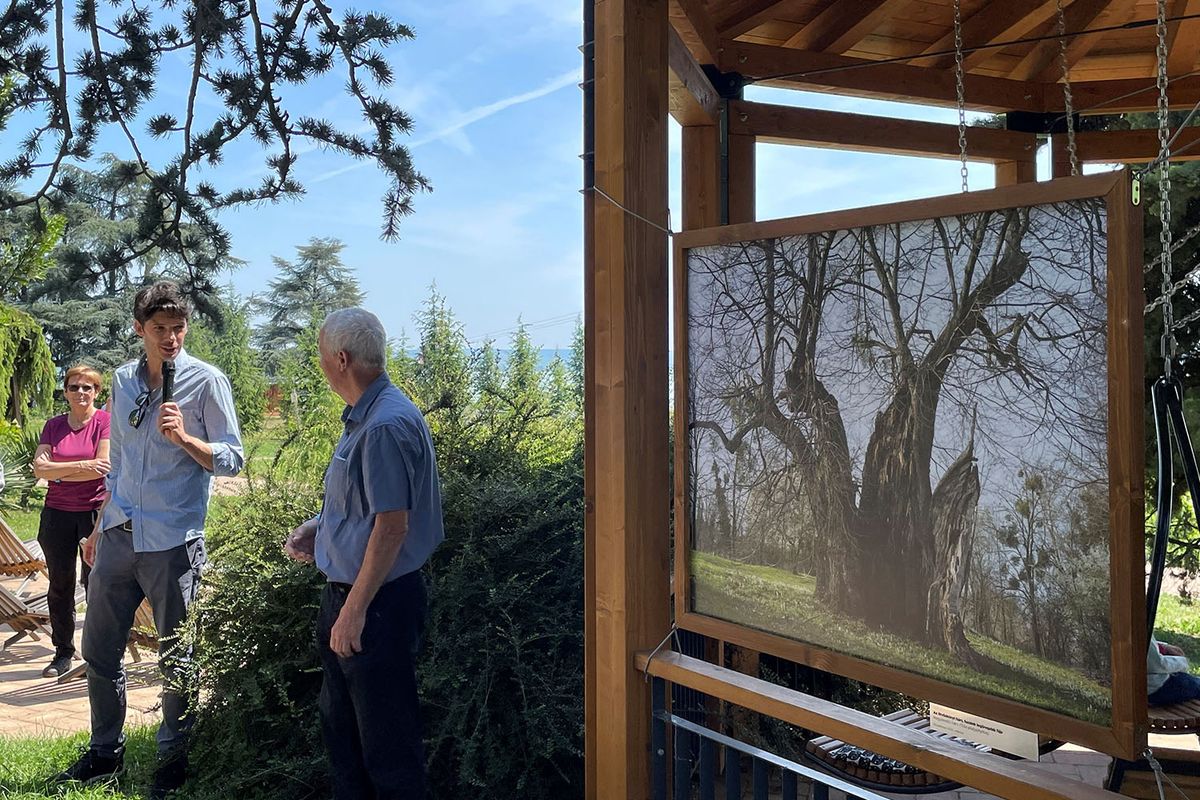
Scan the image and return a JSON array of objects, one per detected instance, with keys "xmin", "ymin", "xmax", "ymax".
[{"xmin": 21, "ymin": 1, "xmax": 1080, "ymax": 349}]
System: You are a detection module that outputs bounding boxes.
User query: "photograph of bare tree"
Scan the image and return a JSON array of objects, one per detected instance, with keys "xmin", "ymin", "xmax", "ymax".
[{"xmin": 683, "ymin": 185, "xmax": 1135, "ymax": 729}]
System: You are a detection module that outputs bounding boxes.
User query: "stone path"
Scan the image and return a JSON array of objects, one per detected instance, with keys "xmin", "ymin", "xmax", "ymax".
[{"xmin": 0, "ymin": 574, "xmax": 162, "ymax": 740}]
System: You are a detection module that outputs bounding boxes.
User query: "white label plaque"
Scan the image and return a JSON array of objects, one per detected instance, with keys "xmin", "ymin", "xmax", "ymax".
[{"xmin": 929, "ymin": 704, "xmax": 1040, "ymax": 761}]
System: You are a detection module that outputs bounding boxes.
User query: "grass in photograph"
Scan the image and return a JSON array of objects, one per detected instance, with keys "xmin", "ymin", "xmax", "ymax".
[{"xmin": 690, "ymin": 550, "xmax": 1111, "ymax": 725}]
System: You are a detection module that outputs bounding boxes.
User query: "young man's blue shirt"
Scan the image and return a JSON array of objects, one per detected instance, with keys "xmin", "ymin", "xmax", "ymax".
[{"xmin": 102, "ymin": 348, "xmax": 244, "ymax": 552}]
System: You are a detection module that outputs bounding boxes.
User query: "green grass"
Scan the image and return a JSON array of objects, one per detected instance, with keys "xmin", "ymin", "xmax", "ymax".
[
  {"xmin": 243, "ymin": 415, "xmax": 287, "ymax": 475},
  {"xmin": 6, "ymin": 505, "xmax": 42, "ymax": 542},
  {"xmin": 1155, "ymin": 592, "xmax": 1200, "ymax": 675},
  {"xmin": 0, "ymin": 727, "xmax": 160, "ymax": 799},
  {"xmin": 691, "ymin": 550, "xmax": 1111, "ymax": 725}
]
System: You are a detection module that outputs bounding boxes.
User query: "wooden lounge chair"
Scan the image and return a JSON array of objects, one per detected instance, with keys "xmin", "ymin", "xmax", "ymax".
[
  {"xmin": 57, "ymin": 599, "xmax": 159, "ymax": 684},
  {"xmin": 0, "ymin": 514, "xmax": 46, "ymax": 596},
  {"xmin": 803, "ymin": 708, "xmax": 990, "ymax": 794},
  {"xmin": 0, "ymin": 583, "xmax": 52, "ymax": 649}
]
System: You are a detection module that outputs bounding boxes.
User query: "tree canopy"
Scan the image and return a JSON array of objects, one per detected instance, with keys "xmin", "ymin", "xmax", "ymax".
[{"xmin": 0, "ymin": 0, "xmax": 428, "ymax": 296}]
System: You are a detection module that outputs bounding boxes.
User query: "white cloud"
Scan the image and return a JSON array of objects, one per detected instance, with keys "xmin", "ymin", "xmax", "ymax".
[{"xmin": 310, "ymin": 68, "xmax": 580, "ymax": 183}]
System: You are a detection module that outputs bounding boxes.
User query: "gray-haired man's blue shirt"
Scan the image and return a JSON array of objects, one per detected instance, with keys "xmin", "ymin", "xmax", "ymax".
[
  {"xmin": 102, "ymin": 348, "xmax": 244, "ymax": 552},
  {"xmin": 315, "ymin": 373, "xmax": 444, "ymax": 585}
]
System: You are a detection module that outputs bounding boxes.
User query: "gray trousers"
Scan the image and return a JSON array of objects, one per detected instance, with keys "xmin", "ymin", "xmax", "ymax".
[{"xmin": 82, "ymin": 526, "xmax": 205, "ymax": 757}]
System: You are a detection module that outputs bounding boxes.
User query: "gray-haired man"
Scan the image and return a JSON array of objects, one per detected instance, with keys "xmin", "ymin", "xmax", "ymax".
[{"xmin": 285, "ymin": 307, "xmax": 444, "ymax": 799}]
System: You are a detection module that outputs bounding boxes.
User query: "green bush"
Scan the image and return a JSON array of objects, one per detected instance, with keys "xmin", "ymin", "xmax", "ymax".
[{"xmin": 180, "ymin": 476, "xmax": 327, "ymax": 799}]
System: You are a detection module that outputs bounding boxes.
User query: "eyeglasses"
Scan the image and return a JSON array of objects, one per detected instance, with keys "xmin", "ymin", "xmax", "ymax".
[
  {"xmin": 129, "ymin": 390, "xmax": 153, "ymax": 429},
  {"xmin": 66, "ymin": 384, "xmax": 97, "ymax": 393}
]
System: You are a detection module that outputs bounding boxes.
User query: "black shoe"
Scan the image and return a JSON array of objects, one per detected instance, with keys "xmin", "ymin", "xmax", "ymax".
[
  {"xmin": 54, "ymin": 749, "xmax": 123, "ymax": 785},
  {"xmin": 42, "ymin": 654, "xmax": 73, "ymax": 678},
  {"xmin": 149, "ymin": 751, "xmax": 188, "ymax": 799}
]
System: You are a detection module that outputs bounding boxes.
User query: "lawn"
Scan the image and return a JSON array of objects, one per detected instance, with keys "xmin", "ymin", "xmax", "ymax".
[
  {"xmin": 1155, "ymin": 592, "xmax": 1200, "ymax": 675},
  {"xmin": 243, "ymin": 414, "xmax": 287, "ymax": 475},
  {"xmin": 0, "ymin": 727, "xmax": 160, "ymax": 799},
  {"xmin": 691, "ymin": 551, "xmax": 1112, "ymax": 725}
]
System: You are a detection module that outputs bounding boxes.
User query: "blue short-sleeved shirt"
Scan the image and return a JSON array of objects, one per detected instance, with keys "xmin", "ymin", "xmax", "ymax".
[{"xmin": 315, "ymin": 373, "xmax": 444, "ymax": 585}]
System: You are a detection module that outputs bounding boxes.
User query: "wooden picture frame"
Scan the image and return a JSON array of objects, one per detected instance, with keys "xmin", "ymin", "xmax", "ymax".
[{"xmin": 673, "ymin": 171, "xmax": 1146, "ymax": 760}]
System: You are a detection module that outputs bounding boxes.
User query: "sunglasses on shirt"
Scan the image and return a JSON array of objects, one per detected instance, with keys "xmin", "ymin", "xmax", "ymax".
[{"xmin": 129, "ymin": 389, "xmax": 153, "ymax": 429}]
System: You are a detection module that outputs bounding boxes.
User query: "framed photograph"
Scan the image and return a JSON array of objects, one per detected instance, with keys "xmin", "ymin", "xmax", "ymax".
[{"xmin": 674, "ymin": 171, "xmax": 1146, "ymax": 759}]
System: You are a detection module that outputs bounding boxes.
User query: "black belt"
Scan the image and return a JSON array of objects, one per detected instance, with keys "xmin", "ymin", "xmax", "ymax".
[
  {"xmin": 329, "ymin": 582, "xmax": 353, "ymax": 593},
  {"xmin": 117, "ymin": 520, "xmax": 133, "ymax": 532}
]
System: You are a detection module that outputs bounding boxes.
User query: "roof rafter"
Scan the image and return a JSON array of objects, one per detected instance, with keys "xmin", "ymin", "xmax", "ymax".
[
  {"xmin": 1033, "ymin": 0, "xmax": 1138, "ymax": 83},
  {"xmin": 912, "ymin": 0, "xmax": 1058, "ymax": 71},
  {"xmin": 1010, "ymin": 0, "xmax": 1111, "ymax": 82},
  {"xmin": 1167, "ymin": 0, "xmax": 1200, "ymax": 76},
  {"xmin": 781, "ymin": 0, "xmax": 912, "ymax": 54},
  {"xmin": 714, "ymin": 0, "xmax": 791, "ymax": 39}
]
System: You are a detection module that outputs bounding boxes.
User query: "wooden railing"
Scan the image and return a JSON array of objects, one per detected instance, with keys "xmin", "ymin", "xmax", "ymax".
[{"xmin": 638, "ymin": 650, "xmax": 1126, "ymax": 800}]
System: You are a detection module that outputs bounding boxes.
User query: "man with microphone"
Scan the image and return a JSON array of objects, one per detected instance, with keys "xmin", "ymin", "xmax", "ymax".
[{"xmin": 56, "ymin": 281, "xmax": 244, "ymax": 798}]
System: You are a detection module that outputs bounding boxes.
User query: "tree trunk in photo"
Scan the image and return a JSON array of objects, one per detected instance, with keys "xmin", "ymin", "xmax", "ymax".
[{"xmin": 926, "ymin": 437, "xmax": 981, "ymax": 663}]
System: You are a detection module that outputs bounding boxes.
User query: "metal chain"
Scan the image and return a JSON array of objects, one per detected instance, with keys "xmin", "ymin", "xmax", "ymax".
[
  {"xmin": 1146, "ymin": 262, "xmax": 1200, "ymax": 314},
  {"xmin": 953, "ymin": 0, "xmax": 968, "ymax": 193},
  {"xmin": 1055, "ymin": 0, "xmax": 1079, "ymax": 175},
  {"xmin": 1145, "ymin": 219, "xmax": 1200, "ymax": 273},
  {"xmin": 1156, "ymin": 0, "xmax": 1176, "ymax": 378}
]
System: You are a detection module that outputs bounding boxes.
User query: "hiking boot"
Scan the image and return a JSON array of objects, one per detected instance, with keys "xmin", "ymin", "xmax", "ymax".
[
  {"xmin": 149, "ymin": 750, "xmax": 188, "ymax": 799},
  {"xmin": 54, "ymin": 749, "xmax": 123, "ymax": 785},
  {"xmin": 42, "ymin": 654, "xmax": 73, "ymax": 678}
]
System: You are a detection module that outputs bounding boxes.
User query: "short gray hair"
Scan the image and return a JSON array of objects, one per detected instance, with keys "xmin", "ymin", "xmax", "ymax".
[{"xmin": 321, "ymin": 308, "xmax": 387, "ymax": 370}]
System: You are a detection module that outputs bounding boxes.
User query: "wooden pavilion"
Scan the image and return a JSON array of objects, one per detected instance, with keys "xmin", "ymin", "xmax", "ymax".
[{"xmin": 584, "ymin": 1, "xmax": 1200, "ymax": 798}]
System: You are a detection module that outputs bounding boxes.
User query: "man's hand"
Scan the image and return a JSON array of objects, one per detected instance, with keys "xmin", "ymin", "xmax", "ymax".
[
  {"xmin": 158, "ymin": 402, "xmax": 190, "ymax": 446},
  {"xmin": 81, "ymin": 531, "xmax": 99, "ymax": 567},
  {"xmin": 330, "ymin": 604, "xmax": 366, "ymax": 658},
  {"xmin": 1161, "ymin": 642, "xmax": 1188, "ymax": 658},
  {"xmin": 284, "ymin": 519, "xmax": 317, "ymax": 564}
]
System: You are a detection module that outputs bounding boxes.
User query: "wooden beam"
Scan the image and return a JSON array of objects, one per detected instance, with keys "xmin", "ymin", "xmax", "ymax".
[
  {"xmin": 912, "ymin": 0, "xmax": 1057, "ymax": 71},
  {"xmin": 722, "ymin": 41, "xmax": 1045, "ymax": 112},
  {"xmin": 671, "ymin": 0, "xmax": 720, "ymax": 65},
  {"xmin": 1071, "ymin": 127, "xmax": 1200, "ymax": 163},
  {"xmin": 715, "ymin": 0, "xmax": 790, "ymax": 40},
  {"xmin": 1061, "ymin": 74, "xmax": 1200, "ymax": 112},
  {"xmin": 730, "ymin": 100, "xmax": 1039, "ymax": 163},
  {"xmin": 1167, "ymin": 0, "xmax": 1200, "ymax": 77},
  {"xmin": 782, "ymin": 0, "xmax": 911, "ymax": 55},
  {"xmin": 637, "ymin": 652, "xmax": 1130, "ymax": 800},
  {"xmin": 1010, "ymin": 0, "xmax": 1110, "ymax": 83},
  {"xmin": 589, "ymin": 0, "xmax": 672, "ymax": 798},
  {"xmin": 669, "ymin": 24, "xmax": 720, "ymax": 125}
]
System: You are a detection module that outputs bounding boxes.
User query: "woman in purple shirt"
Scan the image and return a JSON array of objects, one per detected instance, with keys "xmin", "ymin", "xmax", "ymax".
[{"xmin": 32, "ymin": 364, "xmax": 111, "ymax": 678}]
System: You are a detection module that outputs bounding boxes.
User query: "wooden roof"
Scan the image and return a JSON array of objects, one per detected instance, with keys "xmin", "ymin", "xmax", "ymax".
[{"xmin": 671, "ymin": 0, "xmax": 1200, "ymax": 113}]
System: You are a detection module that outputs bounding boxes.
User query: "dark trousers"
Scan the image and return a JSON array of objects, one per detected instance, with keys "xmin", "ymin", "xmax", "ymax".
[
  {"xmin": 36, "ymin": 506, "xmax": 96, "ymax": 658},
  {"xmin": 82, "ymin": 526, "xmax": 205, "ymax": 757},
  {"xmin": 1150, "ymin": 671, "xmax": 1200, "ymax": 706},
  {"xmin": 318, "ymin": 571, "xmax": 428, "ymax": 800}
]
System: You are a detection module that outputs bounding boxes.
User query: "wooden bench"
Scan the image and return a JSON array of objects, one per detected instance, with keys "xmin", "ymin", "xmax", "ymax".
[
  {"xmin": 804, "ymin": 708, "xmax": 988, "ymax": 793},
  {"xmin": 1148, "ymin": 701, "xmax": 1200, "ymax": 734}
]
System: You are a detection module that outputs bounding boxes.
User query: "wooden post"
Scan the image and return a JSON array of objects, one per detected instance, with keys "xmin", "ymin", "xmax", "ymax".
[
  {"xmin": 728, "ymin": 131, "xmax": 756, "ymax": 224},
  {"xmin": 682, "ymin": 125, "xmax": 720, "ymax": 229},
  {"xmin": 995, "ymin": 157, "xmax": 1037, "ymax": 186},
  {"xmin": 587, "ymin": 0, "xmax": 671, "ymax": 798}
]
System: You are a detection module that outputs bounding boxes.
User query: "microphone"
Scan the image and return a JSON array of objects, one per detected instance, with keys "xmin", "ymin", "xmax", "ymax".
[{"xmin": 162, "ymin": 359, "xmax": 176, "ymax": 404}]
